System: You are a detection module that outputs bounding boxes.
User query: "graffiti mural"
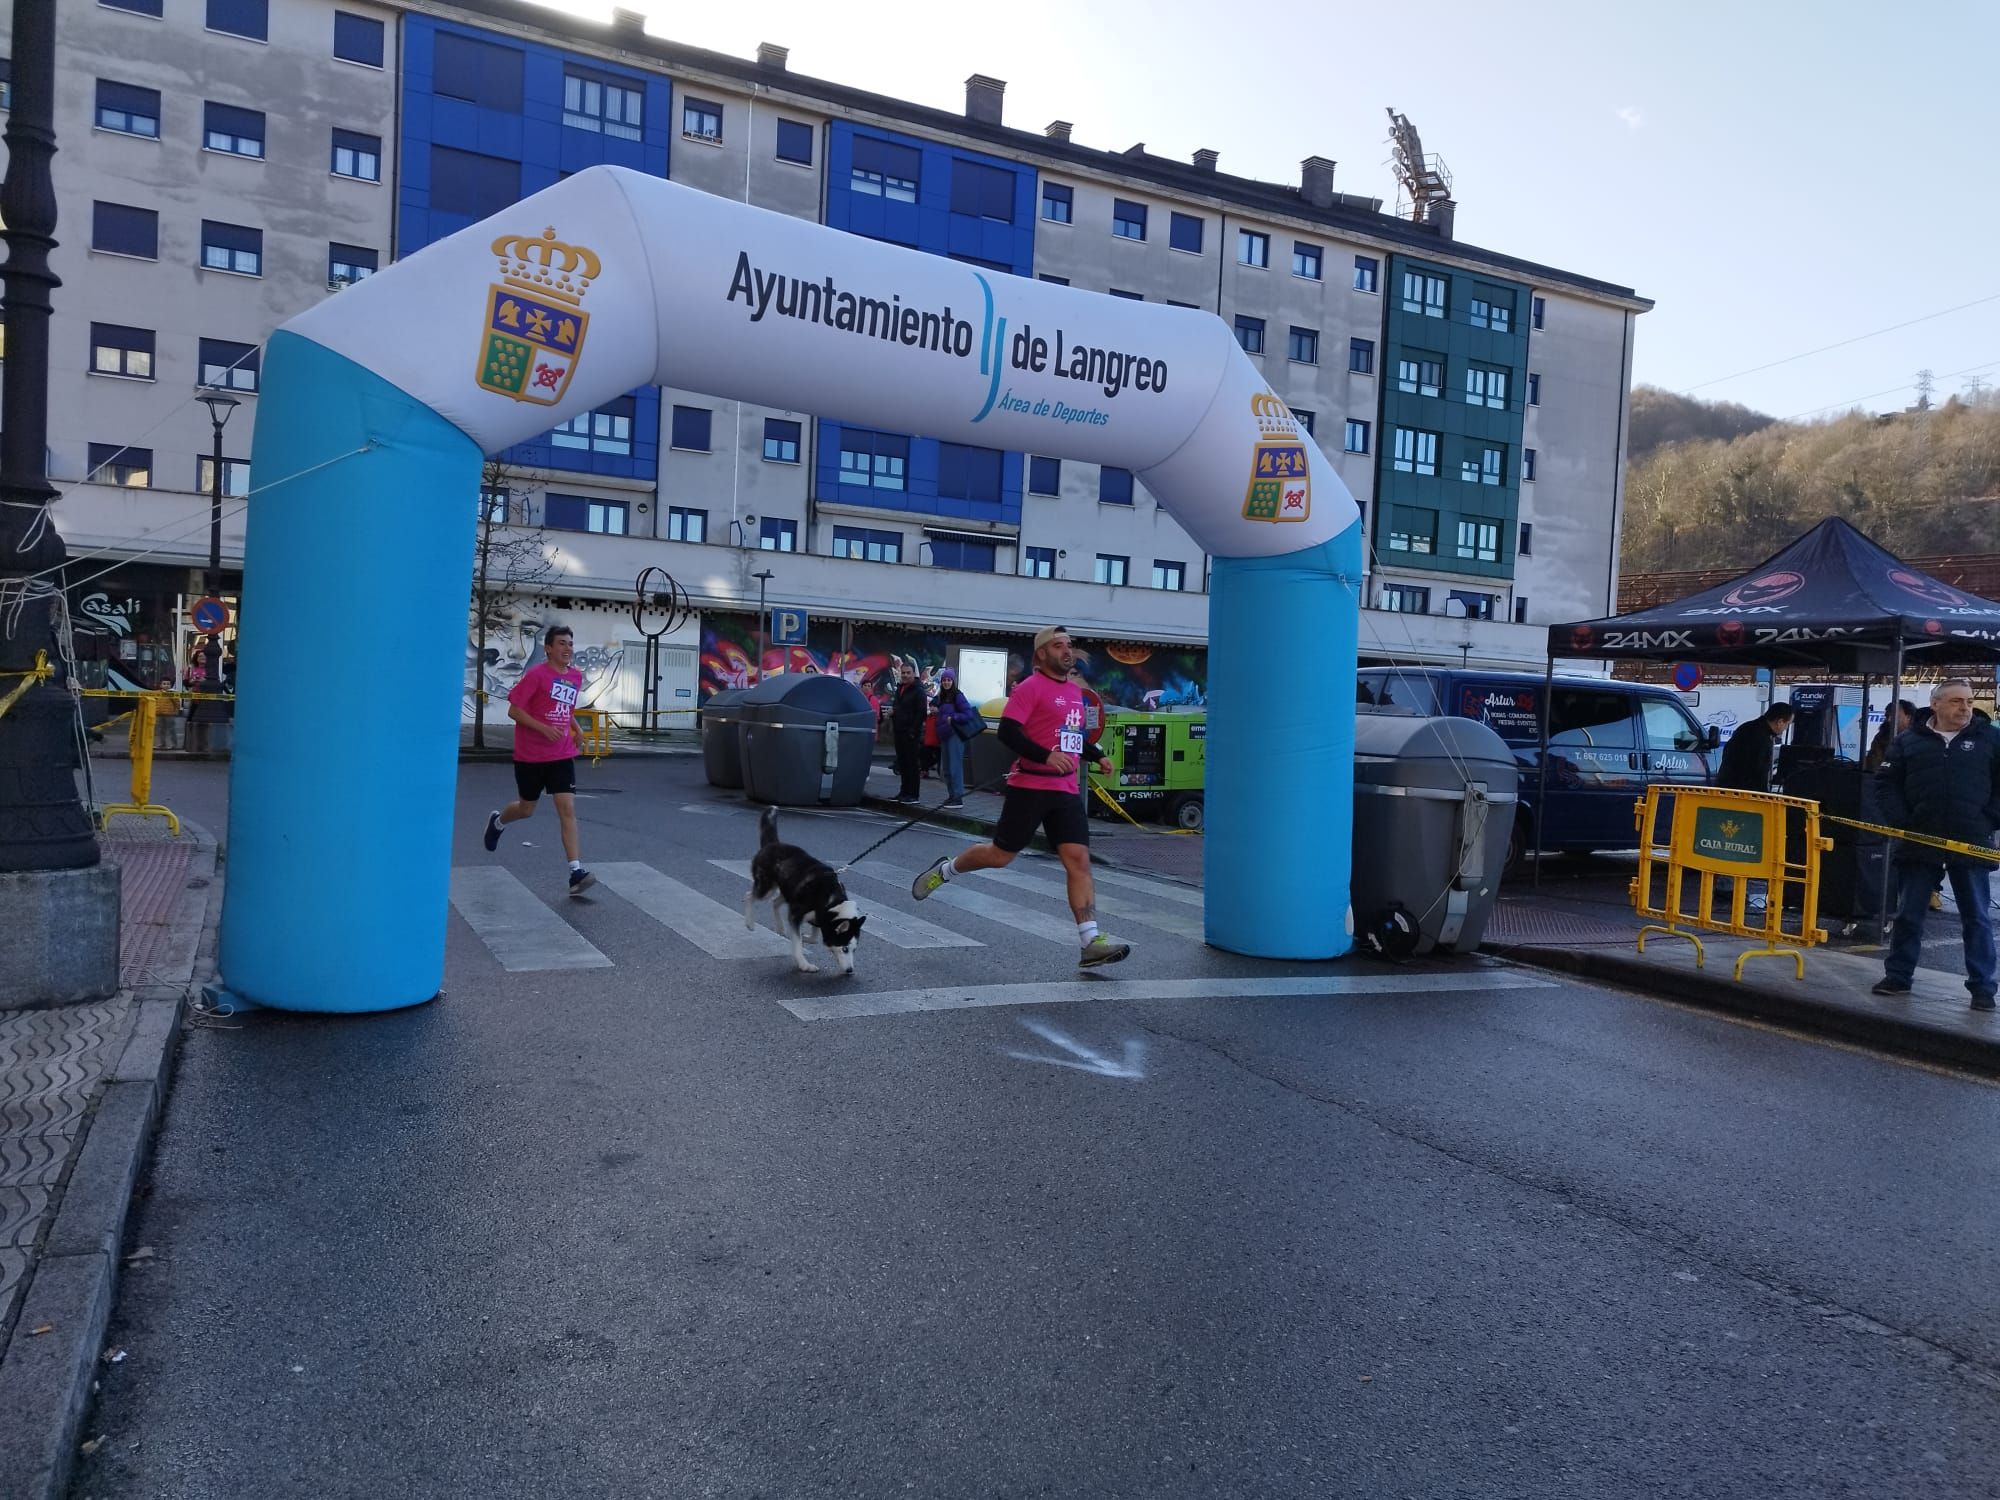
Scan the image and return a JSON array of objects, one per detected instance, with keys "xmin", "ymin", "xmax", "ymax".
[
  {"xmin": 466, "ymin": 600, "xmax": 625, "ymax": 722},
  {"xmin": 697, "ymin": 613, "xmax": 1206, "ymax": 712}
]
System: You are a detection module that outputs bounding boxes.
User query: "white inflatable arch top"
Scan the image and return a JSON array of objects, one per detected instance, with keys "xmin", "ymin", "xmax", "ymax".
[{"xmin": 222, "ymin": 166, "xmax": 1364, "ymax": 1012}]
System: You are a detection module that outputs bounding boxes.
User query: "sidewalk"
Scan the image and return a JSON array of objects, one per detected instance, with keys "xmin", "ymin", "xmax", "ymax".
[
  {"xmin": 0, "ymin": 820, "xmax": 221, "ymax": 1500},
  {"xmin": 1484, "ymin": 882, "xmax": 2000, "ymax": 1074}
]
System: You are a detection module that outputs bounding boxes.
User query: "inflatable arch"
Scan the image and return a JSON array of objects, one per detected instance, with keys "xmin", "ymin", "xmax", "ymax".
[{"xmin": 223, "ymin": 166, "xmax": 1362, "ymax": 1012}]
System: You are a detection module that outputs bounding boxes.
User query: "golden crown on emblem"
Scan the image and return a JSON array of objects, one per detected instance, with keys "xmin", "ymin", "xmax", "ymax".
[{"xmin": 490, "ymin": 227, "xmax": 602, "ymax": 306}]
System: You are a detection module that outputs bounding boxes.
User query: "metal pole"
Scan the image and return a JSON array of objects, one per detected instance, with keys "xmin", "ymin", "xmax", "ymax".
[
  {"xmin": 208, "ymin": 414, "xmax": 225, "ymax": 589},
  {"xmin": 0, "ymin": 0, "xmax": 98, "ymax": 873},
  {"xmin": 752, "ymin": 568, "xmax": 773, "ymax": 684},
  {"xmin": 1533, "ymin": 651, "xmax": 1554, "ymax": 891},
  {"xmin": 1876, "ymin": 637, "xmax": 1905, "ymax": 940}
]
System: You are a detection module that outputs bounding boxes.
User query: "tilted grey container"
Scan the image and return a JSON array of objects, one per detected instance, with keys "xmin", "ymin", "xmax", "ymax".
[
  {"xmin": 1351, "ymin": 712, "xmax": 1520, "ymax": 955},
  {"xmin": 701, "ymin": 687, "xmax": 751, "ymax": 789},
  {"xmin": 737, "ymin": 674, "xmax": 878, "ymax": 806}
]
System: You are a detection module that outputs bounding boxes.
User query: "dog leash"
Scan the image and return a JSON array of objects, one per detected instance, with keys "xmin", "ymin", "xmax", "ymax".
[{"xmin": 835, "ymin": 772, "xmax": 1014, "ymax": 872}]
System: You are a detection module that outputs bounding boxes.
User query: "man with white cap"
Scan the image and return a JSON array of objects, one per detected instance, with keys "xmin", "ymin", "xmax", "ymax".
[{"xmin": 912, "ymin": 625, "xmax": 1130, "ymax": 967}]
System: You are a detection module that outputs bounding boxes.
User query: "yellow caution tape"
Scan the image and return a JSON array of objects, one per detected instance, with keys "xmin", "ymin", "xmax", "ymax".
[
  {"xmin": 0, "ymin": 652, "xmax": 52, "ymax": 722},
  {"xmin": 1088, "ymin": 779, "xmax": 1197, "ymax": 836},
  {"xmin": 1820, "ymin": 813, "xmax": 2000, "ymax": 864}
]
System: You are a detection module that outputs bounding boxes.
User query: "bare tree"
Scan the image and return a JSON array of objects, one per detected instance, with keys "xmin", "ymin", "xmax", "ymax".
[{"xmin": 471, "ymin": 459, "xmax": 555, "ymax": 750}]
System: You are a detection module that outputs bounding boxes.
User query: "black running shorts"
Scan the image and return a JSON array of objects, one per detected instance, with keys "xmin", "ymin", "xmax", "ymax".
[
  {"xmin": 513, "ymin": 757, "xmax": 577, "ymax": 801},
  {"xmin": 993, "ymin": 787, "xmax": 1090, "ymax": 854}
]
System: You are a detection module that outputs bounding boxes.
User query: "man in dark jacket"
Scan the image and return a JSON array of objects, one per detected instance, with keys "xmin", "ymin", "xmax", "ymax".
[
  {"xmin": 1872, "ymin": 678, "xmax": 2000, "ymax": 1009},
  {"xmin": 1717, "ymin": 702, "xmax": 1794, "ymax": 793},
  {"xmin": 890, "ymin": 661, "xmax": 928, "ymax": 803}
]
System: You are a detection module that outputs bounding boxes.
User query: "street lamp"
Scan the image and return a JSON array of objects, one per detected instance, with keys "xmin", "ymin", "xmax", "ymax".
[
  {"xmin": 752, "ymin": 568, "xmax": 775, "ymax": 683},
  {"xmin": 198, "ymin": 392, "xmax": 240, "ymax": 592}
]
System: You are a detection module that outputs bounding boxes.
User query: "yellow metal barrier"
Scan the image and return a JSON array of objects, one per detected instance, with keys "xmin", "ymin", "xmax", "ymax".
[
  {"xmin": 572, "ymin": 707, "xmax": 609, "ymax": 764},
  {"xmin": 1631, "ymin": 785, "xmax": 1831, "ymax": 981},
  {"xmin": 96, "ymin": 694, "xmax": 180, "ymax": 835}
]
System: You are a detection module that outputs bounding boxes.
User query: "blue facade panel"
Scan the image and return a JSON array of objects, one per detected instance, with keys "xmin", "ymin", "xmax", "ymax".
[
  {"xmin": 817, "ymin": 123, "xmax": 1036, "ymax": 533},
  {"xmin": 399, "ymin": 15, "xmax": 671, "ymax": 480}
]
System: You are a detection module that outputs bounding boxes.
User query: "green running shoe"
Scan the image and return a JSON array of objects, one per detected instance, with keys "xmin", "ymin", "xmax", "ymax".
[
  {"xmin": 1079, "ymin": 934, "xmax": 1131, "ymax": 967},
  {"xmin": 912, "ymin": 857, "xmax": 952, "ymax": 900}
]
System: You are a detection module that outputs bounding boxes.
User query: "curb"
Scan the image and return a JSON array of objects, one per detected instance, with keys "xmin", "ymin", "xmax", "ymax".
[
  {"xmin": 0, "ymin": 820, "xmax": 217, "ymax": 1500},
  {"xmin": 1490, "ymin": 942, "xmax": 2000, "ymax": 1076}
]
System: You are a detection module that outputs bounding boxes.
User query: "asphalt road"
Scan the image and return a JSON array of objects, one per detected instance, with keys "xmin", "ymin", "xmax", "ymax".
[{"xmin": 70, "ymin": 756, "xmax": 2000, "ymax": 1498}]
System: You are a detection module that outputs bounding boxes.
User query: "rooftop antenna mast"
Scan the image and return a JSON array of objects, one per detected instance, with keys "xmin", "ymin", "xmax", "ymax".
[{"xmin": 1385, "ymin": 108, "xmax": 1453, "ymax": 224}]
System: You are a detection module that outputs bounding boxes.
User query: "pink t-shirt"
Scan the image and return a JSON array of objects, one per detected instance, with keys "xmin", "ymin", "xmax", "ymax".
[
  {"xmin": 508, "ymin": 662, "xmax": 583, "ymax": 763},
  {"xmin": 1004, "ymin": 671, "xmax": 1087, "ymax": 790}
]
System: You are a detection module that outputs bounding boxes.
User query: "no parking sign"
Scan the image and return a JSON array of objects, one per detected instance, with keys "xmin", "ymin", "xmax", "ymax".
[
  {"xmin": 192, "ymin": 596, "xmax": 230, "ymax": 634},
  {"xmin": 1672, "ymin": 662, "xmax": 1703, "ymax": 692}
]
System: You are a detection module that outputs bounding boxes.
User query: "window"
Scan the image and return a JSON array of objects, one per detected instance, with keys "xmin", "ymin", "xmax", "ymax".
[
  {"xmin": 850, "ymin": 136, "xmax": 918, "ymax": 202},
  {"xmin": 1344, "ymin": 419, "xmax": 1370, "ymax": 454},
  {"xmin": 1532, "ymin": 296, "xmax": 1546, "ymax": 330},
  {"xmin": 1514, "ymin": 597, "xmax": 1530, "ymax": 624},
  {"xmin": 1347, "ymin": 337, "xmax": 1373, "ymax": 374},
  {"xmin": 1167, "ymin": 299, "xmax": 1199, "ymax": 308},
  {"xmin": 667, "ymin": 507, "xmax": 707, "ymax": 543},
  {"xmin": 1391, "ymin": 428, "xmax": 1437, "ymax": 477},
  {"xmin": 838, "ymin": 428, "xmax": 908, "ymax": 490},
  {"xmin": 200, "ymin": 220, "xmax": 262, "ymax": 275},
  {"xmin": 1459, "ymin": 446, "xmax": 1504, "ymax": 486},
  {"xmin": 95, "ymin": 80, "xmax": 160, "ymax": 138},
  {"xmin": 331, "ymin": 128, "xmax": 381, "ymax": 181},
  {"xmin": 1288, "ymin": 327, "xmax": 1319, "ymax": 365},
  {"xmin": 1397, "ymin": 355, "xmax": 1442, "ymax": 398},
  {"xmin": 1292, "ymin": 409, "xmax": 1315, "ymax": 435},
  {"xmin": 1022, "ymin": 546, "xmax": 1055, "ymax": 578},
  {"xmin": 1109, "ymin": 289, "xmax": 1142, "ymax": 301},
  {"xmin": 328, "ymin": 242, "xmax": 378, "ymax": 286},
  {"xmin": 1386, "ymin": 507, "xmax": 1436, "ymax": 555},
  {"xmin": 762, "ymin": 418, "xmax": 801, "ymax": 463},
  {"xmin": 429, "ymin": 146, "xmax": 520, "ymax": 220},
  {"xmin": 1041, "ymin": 182, "xmax": 1072, "ymax": 223},
  {"xmin": 1456, "ymin": 520, "xmax": 1500, "ymax": 562},
  {"xmin": 1094, "ymin": 554, "xmax": 1129, "ymax": 586},
  {"xmin": 1152, "ymin": 560, "xmax": 1185, "ymax": 591},
  {"xmin": 197, "ymin": 456, "xmax": 251, "ymax": 497},
  {"xmin": 1527, "ymin": 372, "xmax": 1540, "ymax": 406},
  {"xmin": 206, "ymin": 0, "xmax": 267, "ymax": 41},
  {"xmin": 670, "ymin": 405, "xmax": 712, "ymax": 452},
  {"xmin": 832, "ymin": 526, "xmax": 902, "ymax": 563},
  {"xmin": 1401, "ymin": 270, "xmax": 1446, "ymax": 318},
  {"xmin": 479, "ymin": 485, "xmax": 511, "ymax": 524},
  {"xmin": 1111, "ymin": 199, "xmax": 1147, "ymax": 240},
  {"xmin": 1170, "ymin": 212, "xmax": 1203, "ymax": 253},
  {"xmin": 1449, "ymin": 590, "xmax": 1496, "ymax": 620},
  {"xmin": 543, "ymin": 493, "xmax": 627, "ymax": 534},
  {"xmin": 563, "ymin": 71, "xmax": 642, "ymax": 140},
  {"xmin": 759, "ymin": 518, "xmax": 797, "ymax": 551},
  {"xmin": 1028, "ymin": 456, "xmax": 1060, "ymax": 495},
  {"xmin": 1039, "ymin": 274, "xmax": 1069, "ymax": 285},
  {"xmin": 552, "ymin": 396, "xmax": 634, "ymax": 455},
  {"xmin": 1234, "ymin": 316, "xmax": 1265, "ymax": 355},
  {"xmin": 1379, "ymin": 584, "xmax": 1429, "ymax": 614},
  {"xmin": 1099, "ymin": 466, "xmax": 1134, "ymax": 505},
  {"xmin": 1292, "ymin": 242, "xmax": 1322, "ymax": 280},
  {"xmin": 937, "ymin": 443, "xmax": 1003, "ymax": 504},
  {"xmin": 950, "ymin": 161, "xmax": 1015, "ymax": 221},
  {"xmin": 681, "ymin": 97, "xmax": 722, "ymax": 142},
  {"xmin": 1550, "ymin": 692, "xmax": 1636, "ymax": 750},
  {"xmin": 0, "ymin": 58, "xmax": 9, "ymax": 112},
  {"xmin": 587, "ymin": 500, "xmax": 629, "ymax": 536},
  {"xmin": 928, "ymin": 536, "xmax": 996, "ymax": 572},
  {"xmin": 775, "ymin": 119, "xmax": 813, "ymax": 165},
  {"xmin": 1465, "ymin": 365, "xmax": 1508, "ymax": 410},
  {"xmin": 88, "ymin": 443, "xmax": 152, "ymax": 487},
  {"xmin": 1469, "ymin": 289, "xmax": 1513, "ymax": 332},
  {"xmin": 203, "ymin": 101, "xmax": 264, "ymax": 157},
  {"xmin": 1353, "ymin": 255, "xmax": 1379, "ymax": 293},
  {"xmin": 1522, "ymin": 448, "xmax": 1537, "ymax": 481},
  {"xmin": 92, "ymin": 201, "xmax": 157, "ymax": 258},
  {"xmin": 103, "ymin": 0, "xmax": 165, "ymax": 12},
  {"xmin": 333, "ymin": 11, "xmax": 384, "ymax": 66},
  {"xmin": 1237, "ymin": 229, "xmax": 1269, "ymax": 267},
  {"xmin": 433, "ymin": 32, "xmax": 523, "ymax": 112},
  {"xmin": 199, "ymin": 338, "xmax": 259, "ymax": 391}
]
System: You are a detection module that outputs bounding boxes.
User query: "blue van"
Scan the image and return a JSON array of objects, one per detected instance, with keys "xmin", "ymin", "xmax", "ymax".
[{"xmin": 1357, "ymin": 667, "xmax": 1718, "ymax": 872}]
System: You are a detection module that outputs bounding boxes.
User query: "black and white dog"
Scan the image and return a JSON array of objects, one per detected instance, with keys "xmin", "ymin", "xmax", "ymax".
[{"xmin": 746, "ymin": 806, "xmax": 866, "ymax": 975}]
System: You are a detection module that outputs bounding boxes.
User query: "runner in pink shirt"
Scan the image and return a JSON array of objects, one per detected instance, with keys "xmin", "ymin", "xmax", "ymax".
[
  {"xmin": 482, "ymin": 625, "xmax": 594, "ymax": 895},
  {"xmin": 911, "ymin": 625, "xmax": 1129, "ymax": 967}
]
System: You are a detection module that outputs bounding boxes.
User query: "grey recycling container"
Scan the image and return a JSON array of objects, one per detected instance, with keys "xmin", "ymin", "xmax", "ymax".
[
  {"xmin": 701, "ymin": 688, "xmax": 751, "ymax": 789},
  {"xmin": 1351, "ymin": 711, "xmax": 1520, "ymax": 955},
  {"xmin": 737, "ymin": 673, "xmax": 878, "ymax": 806}
]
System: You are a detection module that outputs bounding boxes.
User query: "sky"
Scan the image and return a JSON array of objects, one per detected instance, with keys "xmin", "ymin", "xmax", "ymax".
[{"xmin": 528, "ymin": 0, "xmax": 2000, "ymax": 424}]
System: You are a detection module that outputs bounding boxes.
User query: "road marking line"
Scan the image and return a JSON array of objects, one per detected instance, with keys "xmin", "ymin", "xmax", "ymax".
[
  {"xmin": 1088, "ymin": 864, "xmax": 1205, "ymax": 908},
  {"xmin": 849, "ymin": 860, "xmax": 1081, "ymax": 945},
  {"xmin": 968, "ymin": 866, "xmax": 1204, "ymax": 941},
  {"xmin": 782, "ymin": 970, "xmax": 1554, "ymax": 1021},
  {"xmin": 709, "ymin": 860, "xmax": 983, "ymax": 949},
  {"xmin": 593, "ymin": 862, "xmax": 792, "ymax": 960},
  {"xmin": 449, "ymin": 867, "xmax": 612, "ymax": 972}
]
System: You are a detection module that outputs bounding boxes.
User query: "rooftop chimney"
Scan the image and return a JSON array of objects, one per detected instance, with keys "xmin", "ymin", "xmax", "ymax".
[
  {"xmin": 964, "ymin": 75, "xmax": 1005, "ymax": 126},
  {"xmin": 1299, "ymin": 155, "xmax": 1336, "ymax": 209},
  {"xmin": 610, "ymin": 7, "xmax": 645, "ymax": 38},
  {"xmin": 757, "ymin": 42, "xmax": 789, "ymax": 70},
  {"xmin": 1045, "ymin": 120, "xmax": 1073, "ymax": 143},
  {"xmin": 1192, "ymin": 148, "xmax": 1219, "ymax": 172},
  {"xmin": 1427, "ymin": 197, "xmax": 1457, "ymax": 240}
]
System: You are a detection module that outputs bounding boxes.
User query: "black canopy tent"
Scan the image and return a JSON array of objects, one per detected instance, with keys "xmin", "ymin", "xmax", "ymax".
[{"xmin": 1534, "ymin": 517, "xmax": 2000, "ymax": 903}]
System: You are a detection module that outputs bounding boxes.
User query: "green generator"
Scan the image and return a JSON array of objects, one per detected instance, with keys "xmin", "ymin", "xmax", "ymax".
[{"xmin": 1088, "ymin": 710, "xmax": 1207, "ymax": 829}]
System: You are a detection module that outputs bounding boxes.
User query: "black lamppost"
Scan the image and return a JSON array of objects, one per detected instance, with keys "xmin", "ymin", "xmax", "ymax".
[
  {"xmin": 0, "ymin": 0, "xmax": 96, "ymax": 875},
  {"xmin": 752, "ymin": 568, "xmax": 774, "ymax": 684},
  {"xmin": 198, "ymin": 393, "xmax": 240, "ymax": 592}
]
